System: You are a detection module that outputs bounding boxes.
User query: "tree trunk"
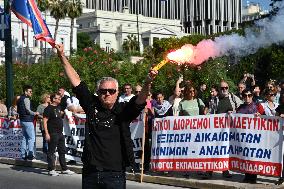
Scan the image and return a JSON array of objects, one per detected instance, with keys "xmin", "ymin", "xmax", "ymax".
[
  {"xmin": 70, "ymin": 18, "xmax": 74, "ymax": 55},
  {"xmin": 54, "ymin": 19, "xmax": 59, "ymax": 43}
]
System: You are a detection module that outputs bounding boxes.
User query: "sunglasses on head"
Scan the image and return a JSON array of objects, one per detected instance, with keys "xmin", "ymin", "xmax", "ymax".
[
  {"xmin": 98, "ymin": 89, "xmax": 117, "ymax": 95},
  {"xmin": 243, "ymin": 94, "xmax": 253, "ymax": 98},
  {"xmin": 221, "ymin": 86, "xmax": 229, "ymax": 90}
]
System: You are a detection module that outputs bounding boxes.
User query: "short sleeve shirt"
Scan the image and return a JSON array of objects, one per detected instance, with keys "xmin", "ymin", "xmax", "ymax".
[{"xmin": 43, "ymin": 105, "xmax": 63, "ymax": 133}]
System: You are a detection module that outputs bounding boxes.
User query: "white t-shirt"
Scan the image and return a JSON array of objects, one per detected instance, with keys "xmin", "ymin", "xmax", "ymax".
[
  {"xmin": 261, "ymin": 102, "xmax": 279, "ymax": 116},
  {"xmin": 118, "ymin": 94, "xmax": 135, "ymax": 103},
  {"xmin": 66, "ymin": 96, "xmax": 81, "ymax": 108}
]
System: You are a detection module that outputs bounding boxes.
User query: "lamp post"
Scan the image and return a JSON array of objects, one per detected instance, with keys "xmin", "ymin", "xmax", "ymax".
[
  {"xmin": 4, "ymin": 0, "xmax": 13, "ymax": 108},
  {"xmin": 136, "ymin": 0, "xmax": 140, "ymax": 53}
]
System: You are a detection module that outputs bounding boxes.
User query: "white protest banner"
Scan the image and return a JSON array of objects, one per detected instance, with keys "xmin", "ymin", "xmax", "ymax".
[
  {"xmin": 151, "ymin": 113, "xmax": 283, "ymax": 176},
  {"xmin": 130, "ymin": 111, "xmax": 145, "ymax": 163},
  {"xmin": 0, "ymin": 118, "xmax": 22, "ymax": 159},
  {"xmin": 63, "ymin": 110, "xmax": 86, "ymax": 162}
]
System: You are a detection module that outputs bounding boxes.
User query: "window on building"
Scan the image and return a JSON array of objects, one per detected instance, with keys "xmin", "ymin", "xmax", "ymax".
[
  {"xmin": 79, "ymin": 24, "xmax": 82, "ymax": 29},
  {"xmin": 60, "ymin": 38, "xmax": 64, "ymax": 45},
  {"xmin": 34, "ymin": 39, "xmax": 38, "ymax": 47},
  {"xmin": 105, "ymin": 43, "xmax": 111, "ymax": 52}
]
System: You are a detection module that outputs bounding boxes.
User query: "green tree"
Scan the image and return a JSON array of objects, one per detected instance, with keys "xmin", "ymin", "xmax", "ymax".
[
  {"xmin": 67, "ymin": 0, "xmax": 83, "ymax": 54},
  {"xmin": 77, "ymin": 33, "xmax": 93, "ymax": 50},
  {"xmin": 122, "ymin": 34, "xmax": 139, "ymax": 54},
  {"xmin": 49, "ymin": 0, "xmax": 68, "ymax": 42}
]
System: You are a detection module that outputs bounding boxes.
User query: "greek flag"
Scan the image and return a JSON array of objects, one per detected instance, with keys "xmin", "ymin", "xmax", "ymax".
[{"xmin": 11, "ymin": 0, "xmax": 55, "ymax": 47}]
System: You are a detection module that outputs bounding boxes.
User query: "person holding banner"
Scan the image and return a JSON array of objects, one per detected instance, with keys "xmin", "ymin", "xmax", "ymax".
[
  {"xmin": 237, "ymin": 88, "xmax": 265, "ymax": 184},
  {"xmin": 275, "ymin": 93, "xmax": 284, "ymax": 185},
  {"xmin": 55, "ymin": 44, "xmax": 158, "ymax": 189}
]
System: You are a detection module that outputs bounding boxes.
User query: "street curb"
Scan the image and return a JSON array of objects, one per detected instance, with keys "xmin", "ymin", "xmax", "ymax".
[{"xmin": 0, "ymin": 157, "xmax": 282, "ymax": 189}]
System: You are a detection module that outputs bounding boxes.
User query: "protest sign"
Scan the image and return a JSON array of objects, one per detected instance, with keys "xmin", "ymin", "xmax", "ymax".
[
  {"xmin": 63, "ymin": 110, "xmax": 86, "ymax": 162},
  {"xmin": 130, "ymin": 111, "xmax": 145, "ymax": 163},
  {"xmin": 0, "ymin": 118, "xmax": 22, "ymax": 159},
  {"xmin": 151, "ymin": 113, "xmax": 283, "ymax": 176}
]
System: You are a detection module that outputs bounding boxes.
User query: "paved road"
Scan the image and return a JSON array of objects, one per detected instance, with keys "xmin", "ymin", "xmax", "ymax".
[{"xmin": 0, "ymin": 163, "xmax": 189, "ymax": 189}]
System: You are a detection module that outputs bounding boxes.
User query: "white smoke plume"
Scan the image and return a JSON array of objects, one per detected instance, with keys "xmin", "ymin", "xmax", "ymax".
[{"xmin": 182, "ymin": 1, "xmax": 284, "ymax": 65}]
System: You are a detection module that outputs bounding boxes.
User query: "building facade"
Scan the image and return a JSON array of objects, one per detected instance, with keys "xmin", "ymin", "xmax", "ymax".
[
  {"xmin": 0, "ymin": 11, "xmax": 77, "ymax": 64},
  {"xmin": 77, "ymin": 8, "xmax": 184, "ymax": 52},
  {"xmin": 242, "ymin": 2, "xmax": 269, "ymax": 22},
  {"xmin": 82, "ymin": 0, "xmax": 242, "ymax": 35}
]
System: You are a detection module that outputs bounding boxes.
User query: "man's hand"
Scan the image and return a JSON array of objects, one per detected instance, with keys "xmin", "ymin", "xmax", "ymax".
[
  {"xmin": 45, "ymin": 133, "xmax": 50, "ymax": 142},
  {"xmin": 55, "ymin": 44, "xmax": 65, "ymax": 57},
  {"xmin": 145, "ymin": 69, "xmax": 158, "ymax": 84}
]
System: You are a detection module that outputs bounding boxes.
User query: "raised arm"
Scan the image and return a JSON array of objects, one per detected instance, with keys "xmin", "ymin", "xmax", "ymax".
[
  {"xmin": 136, "ymin": 69, "xmax": 158, "ymax": 105},
  {"xmin": 55, "ymin": 44, "xmax": 81, "ymax": 87}
]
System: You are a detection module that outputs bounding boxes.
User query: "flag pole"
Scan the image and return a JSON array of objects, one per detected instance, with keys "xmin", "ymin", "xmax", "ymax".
[
  {"xmin": 4, "ymin": 0, "xmax": 13, "ymax": 108},
  {"xmin": 140, "ymin": 110, "xmax": 147, "ymax": 183}
]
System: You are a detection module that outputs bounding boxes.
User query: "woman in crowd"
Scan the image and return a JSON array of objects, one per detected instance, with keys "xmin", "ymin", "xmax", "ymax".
[
  {"xmin": 168, "ymin": 76, "xmax": 183, "ymax": 116},
  {"xmin": 207, "ymin": 85, "xmax": 219, "ymax": 114},
  {"xmin": 275, "ymin": 93, "xmax": 284, "ymax": 185},
  {"xmin": 178, "ymin": 83, "xmax": 206, "ymax": 116},
  {"xmin": 0, "ymin": 99, "xmax": 8, "ymax": 118},
  {"xmin": 237, "ymin": 88, "xmax": 265, "ymax": 184},
  {"xmin": 152, "ymin": 91, "xmax": 173, "ymax": 118},
  {"xmin": 8, "ymin": 96, "xmax": 19, "ymax": 120},
  {"xmin": 261, "ymin": 89, "xmax": 279, "ymax": 116},
  {"xmin": 36, "ymin": 93, "xmax": 51, "ymax": 154},
  {"xmin": 265, "ymin": 80, "xmax": 280, "ymax": 103}
]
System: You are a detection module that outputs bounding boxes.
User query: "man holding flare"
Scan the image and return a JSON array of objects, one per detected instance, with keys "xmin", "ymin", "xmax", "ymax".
[{"xmin": 55, "ymin": 44, "xmax": 158, "ymax": 189}]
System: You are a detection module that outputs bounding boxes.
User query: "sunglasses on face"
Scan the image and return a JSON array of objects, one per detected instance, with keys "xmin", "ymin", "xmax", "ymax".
[
  {"xmin": 268, "ymin": 93, "xmax": 276, "ymax": 97},
  {"xmin": 135, "ymin": 91, "xmax": 141, "ymax": 94},
  {"xmin": 221, "ymin": 87, "xmax": 229, "ymax": 90},
  {"xmin": 98, "ymin": 89, "xmax": 117, "ymax": 95},
  {"xmin": 243, "ymin": 94, "xmax": 253, "ymax": 98}
]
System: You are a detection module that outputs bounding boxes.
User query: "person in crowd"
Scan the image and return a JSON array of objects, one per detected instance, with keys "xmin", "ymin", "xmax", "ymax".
[
  {"xmin": 240, "ymin": 73, "xmax": 255, "ymax": 90},
  {"xmin": 261, "ymin": 89, "xmax": 279, "ymax": 116},
  {"xmin": 197, "ymin": 82, "xmax": 207, "ymax": 103},
  {"xmin": 237, "ymin": 88, "xmax": 265, "ymax": 184},
  {"xmin": 58, "ymin": 86, "xmax": 70, "ymax": 111},
  {"xmin": 17, "ymin": 85, "xmax": 39, "ymax": 160},
  {"xmin": 55, "ymin": 44, "xmax": 157, "ymax": 188},
  {"xmin": 279, "ymin": 80, "xmax": 284, "ymax": 96},
  {"xmin": 8, "ymin": 96, "xmax": 20, "ymax": 120},
  {"xmin": 236, "ymin": 82, "xmax": 246, "ymax": 100},
  {"xmin": 265, "ymin": 80, "xmax": 280, "ymax": 104},
  {"xmin": 152, "ymin": 92, "xmax": 173, "ymax": 118},
  {"xmin": 252, "ymin": 85, "xmax": 264, "ymax": 104},
  {"xmin": 36, "ymin": 93, "xmax": 51, "ymax": 154},
  {"xmin": 134, "ymin": 85, "xmax": 142, "ymax": 95},
  {"xmin": 118, "ymin": 83, "xmax": 135, "ymax": 103},
  {"xmin": 66, "ymin": 93, "xmax": 85, "ymax": 114},
  {"xmin": 215, "ymin": 80, "xmax": 242, "ymax": 178},
  {"xmin": 217, "ymin": 80, "xmax": 242, "ymax": 114},
  {"xmin": 207, "ymin": 85, "xmax": 219, "ymax": 114},
  {"xmin": 0, "ymin": 99, "xmax": 8, "ymax": 118},
  {"xmin": 275, "ymin": 93, "xmax": 284, "ymax": 185},
  {"xmin": 178, "ymin": 83, "xmax": 206, "ymax": 116},
  {"xmin": 168, "ymin": 76, "xmax": 183, "ymax": 116},
  {"xmin": 43, "ymin": 93, "xmax": 74, "ymax": 176}
]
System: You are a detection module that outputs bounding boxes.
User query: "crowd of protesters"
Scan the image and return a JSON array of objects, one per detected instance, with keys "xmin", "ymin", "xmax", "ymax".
[{"xmin": 0, "ymin": 66, "xmax": 284, "ymax": 185}]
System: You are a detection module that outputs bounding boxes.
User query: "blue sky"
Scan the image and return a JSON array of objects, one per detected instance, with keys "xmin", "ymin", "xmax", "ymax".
[{"xmin": 243, "ymin": 0, "xmax": 271, "ymax": 10}]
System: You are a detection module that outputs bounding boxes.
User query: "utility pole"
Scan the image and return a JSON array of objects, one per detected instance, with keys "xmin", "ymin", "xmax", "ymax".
[
  {"xmin": 4, "ymin": 0, "xmax": 13, "ymax": 108},
  {"xmin": 136, "ymin": 0, "xmax": 140, "ymax": 53}
]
